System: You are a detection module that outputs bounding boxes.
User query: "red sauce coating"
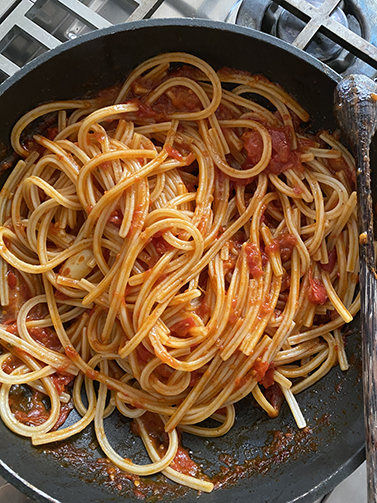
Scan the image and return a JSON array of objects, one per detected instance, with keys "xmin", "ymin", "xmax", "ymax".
[
  {"xmin": 245, "ymin": 243, "xmax": 264, "ymax": 278},
  {"xmin": 263, "ymin": 383, "xmax": 284, "ymax": 413},
  {"xmin": 195, "ymin": 300, "xmax": 211, "ymax": 321},
  {"xmin": 28, "ymin": 326, "xmax": 62, "ymax": 352},
  {"xmin": 320, "ymin": 249, "xmax": 337, "ymax": 273},
  {"xmin": 2, "ymin": 354, "xmax": 23, "ymax": 374},
  {"xmin": 137, "ymin": 344, "xmax": 154, "ymax": 365},
  {"xmin": 242, "ymin": 126, "xmax": 303, "ymax": 175},
  {"xmin": 260, "ymin": 363, "xmax": 275, "ymax": 389},
  {"xmin": 108, "ymin": 209, "xmax": 123, "ymax": 227},
  {"xmin": 9, "ymin": 386, "xmax": 49, "ymax": 426},
  {"xmin": 65, "ymin": 346, "xmax": 79, "ymax": 359},
  {"xmin": 170, "ymin": 446, "xmax": 199, "ymax": 476},
  {"xmin": 124, "ymin": 98, "xmax": 156, "ymax": 119},
  {"xmin": 152, "ymin": 235, "xmax": 173, "ymax": 255},
  {"xmin": 7, "ymin": 270, "xmax": 17, "ymax": 289},
  {"xmin": 133, "ymin": 412, "xmax": 202, "ymax": 480},
  {"xmin": 328, "ymin": 154, "xmax": 356, "ymax": 186},
  {"xmin": 165, "ymin": 145, "xmax": 183, "ymax": 161},
  {"xmin": 252, "ymin": 359, "xmax": 269, "ymax": 382},
  {"xmin": 265, "ymin": 232, "xmax": 297, "ymax": 262},
  {"xmin": 169, "ymin": 317, "xmax": 196, "ymax": 338},
  {"xmin": 128, "ymin": 204, "xmax": 144, "ymax": 236},
  {"xmin": 51, "ymin": 373, "xmax": 75, "ymax": 395},
  {"xmin": 308, "ymin": 270, "xmax": 328, "ymax": 305}
]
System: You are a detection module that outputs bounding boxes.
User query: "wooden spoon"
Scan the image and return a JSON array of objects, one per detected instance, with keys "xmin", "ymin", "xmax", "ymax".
[{"xmin": 334, "ymin": 74, "xmax": 377, "ymax": 503}]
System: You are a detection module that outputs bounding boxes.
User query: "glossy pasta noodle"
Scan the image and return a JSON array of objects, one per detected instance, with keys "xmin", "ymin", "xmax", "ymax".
[{"xmin": 0, "ymin": 52, "xmax": 359, "ymax": 492}]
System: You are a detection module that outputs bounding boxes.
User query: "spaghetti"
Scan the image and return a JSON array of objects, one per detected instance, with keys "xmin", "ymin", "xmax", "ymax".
[{"xmin": 0, "ymin": 52, "xmax": 359, "ymax": 492}]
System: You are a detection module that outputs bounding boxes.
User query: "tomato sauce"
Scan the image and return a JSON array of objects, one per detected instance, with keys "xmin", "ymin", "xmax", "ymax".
[
  {"xmin": 132, "ymin": 412, "xmax": 203, "ymax": 480},
  {"xmin": 108, "ymin": 209, "xmax": 123, "ymax": 228},
  {"xmin": 320, "ymin": 249, "xmax": 337, "ymax": 273},
  {"xmin": 28, "ymin": 326, "xmax": 62, "ymax": 352},
  {"xmin": 152, "ymin": 235, "xmax": 173, "ymax": 255},
  {"xmin": 170, "ymin": 446, "xmax": 199, "ymax": 477},
  {"xmin": 252, "ymin": 358, "xmax": 269, "ymax": 383},
  {"xmin": 0, "ymin": 267, "xmax": 76, "ymax": 428},
  {"xmin": 245, "ymin": 243, "xmax": 264, "ymax": 278},
  {"xmin": 260, "ymin": 363, "xmax": 275, "ymax": 389},
  {"xmin": 195, "ymin": 300, "xmax": 211, "ymax": 321},
  {"xmin": 1, "ymin": 268, "xmax": 31, "ymax": 325},
  {"xmin": 165, "ymin": 145, "xmax": 183, "ymax": 161},
  {"xmin": 308, "ymin": 269, "xmax": 328, "ymax": 305},
  {"xmin": 169, "ymin": 317, "xmax": 196, "ymax": 338},
  {"xmin": 265, "ymin": 232, "xmax": 297, "ymax": 262},
  {"xmin": 2, "ymin": 354, "xmax": 23, "ymax": 373},
  {"xmin": 242, "ymin": 125, "xmax": 304, "ymax": 175}
]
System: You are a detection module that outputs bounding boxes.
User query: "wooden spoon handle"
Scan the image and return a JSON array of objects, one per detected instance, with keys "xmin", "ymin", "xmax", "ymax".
[{"xmin": 334, "ymin": 75, "xmax": 377, "ymax": 503}]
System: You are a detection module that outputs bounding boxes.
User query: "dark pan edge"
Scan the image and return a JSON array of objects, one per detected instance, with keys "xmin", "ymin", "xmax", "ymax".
[
  {"xmin": 0, "ymin": 18, "xmax": 341, "ymax": 99},
  {"xmin": 0, "ymin": 459, "xmax": 58, "ymax": 503}
]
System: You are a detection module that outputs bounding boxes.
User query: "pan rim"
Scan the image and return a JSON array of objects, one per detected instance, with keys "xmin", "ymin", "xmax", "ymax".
[{"xmin": 0, "ymin": 18, "xmax": 341, "ymax": 98}]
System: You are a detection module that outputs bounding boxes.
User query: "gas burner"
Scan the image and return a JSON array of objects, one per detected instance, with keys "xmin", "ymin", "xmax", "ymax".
[{"xmin": 236, "ymin": 0, "xmax": 377, "ymax": 77}]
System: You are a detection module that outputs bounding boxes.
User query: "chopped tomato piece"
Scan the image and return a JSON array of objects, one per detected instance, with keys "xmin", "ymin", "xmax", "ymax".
[
  {"xmin": 308, "ymin": 269, "xmax": 328, "ymax": 305},
  {"xmin": 51, "ymin": 373, "xmax": 75, "ymax": 395},
  {"xmin": 260, "ymin": 363, "xmax": 275, "ymax": 389},
  {"xmin": 320, "ymin": 249, "xmax": 337, "ymax": 273},
  {"xmin": 242, "ymin": 130, "xmax": 263, "ymax": 167}
]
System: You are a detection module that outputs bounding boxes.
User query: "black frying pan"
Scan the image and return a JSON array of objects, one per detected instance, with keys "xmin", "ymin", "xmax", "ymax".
[{"xmin": 0, "ymin": 18, "xmax": 369, "ymax": 503}]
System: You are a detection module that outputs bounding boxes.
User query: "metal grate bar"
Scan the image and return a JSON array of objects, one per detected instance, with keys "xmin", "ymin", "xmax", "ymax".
[
  {"xmin": 0, "ymin": 0, "xmax": 35, "ymax": 40},
  {"xmin": 0, "ymin": 0, "xmax": 165, "ymax": 80},
  {"xmin": 16, "ymin": 16, "xmax": 60, "ymax": 49},
  {"xmin": 274, "ymin": 0, "xmax": 377, "ymax": 69},
  {"xmin": 0, "ymin": 53, "xmax": 20, "ymax": 75},
  {"xmin": 127, "ymin": 0, "xmax": 166, "ymax": 22},
  {"xmin": 0, "ymin": 0, "xmax": 18, "ymax": 21},
  {"xmin": 55, "ymin": 0, "xmax": 112, "ymax": 29}
]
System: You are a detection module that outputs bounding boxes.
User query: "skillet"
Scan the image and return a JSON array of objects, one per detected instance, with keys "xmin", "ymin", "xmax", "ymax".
[{"xmin": 0, "ymin": 18, "xmax": 370, "ymax": 503}]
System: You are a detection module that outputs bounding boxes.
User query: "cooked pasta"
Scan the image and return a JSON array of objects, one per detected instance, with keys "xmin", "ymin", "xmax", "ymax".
[{"xmin": 0, "ymin": 52, "xmax": 359, "ymax": 492}]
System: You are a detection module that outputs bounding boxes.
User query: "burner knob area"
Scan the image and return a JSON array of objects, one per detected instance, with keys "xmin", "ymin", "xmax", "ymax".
[{"xmin": 277, "ymin": 0, "xmax": 349, "ymax": 62}]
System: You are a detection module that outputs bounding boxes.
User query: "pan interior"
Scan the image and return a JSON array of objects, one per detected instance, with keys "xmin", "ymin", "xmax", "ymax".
[{"xmin": 0, "ymin": 19, "xmax": 366, "ymax": 503}]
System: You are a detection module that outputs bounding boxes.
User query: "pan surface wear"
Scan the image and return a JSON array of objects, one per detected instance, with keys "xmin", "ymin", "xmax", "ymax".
[{"xmin": 0, "ymin": 18, "xmax": 368, "ymax": 503}]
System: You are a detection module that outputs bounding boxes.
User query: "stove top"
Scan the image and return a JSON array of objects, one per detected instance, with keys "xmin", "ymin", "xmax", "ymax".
[
  {"xmin": 0, "ymin": 1, "xmax": 373, "ymax": 502},
  {"xmin": 236, "ymin": 0, "xmax": 377, "ymax": 76},
  {"xmin": 0, "ymin": 0, "xmax": 377, "ymax": 83}
]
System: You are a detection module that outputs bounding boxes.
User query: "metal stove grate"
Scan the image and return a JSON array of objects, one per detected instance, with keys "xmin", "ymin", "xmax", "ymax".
[
  {"xmin": 274, "ymin": 0, "xmax": 377, "ymax": 71},
  {"xmin": 0, "ymin": 0, "xmax": 164, "ymax": 81},
  {"xmin": 236, "ymin": 0, "xmax": 377, "ymax": 77},
  {"xmin": 1, "ymin": 0, "xmax": 377, "ymax": 83}
]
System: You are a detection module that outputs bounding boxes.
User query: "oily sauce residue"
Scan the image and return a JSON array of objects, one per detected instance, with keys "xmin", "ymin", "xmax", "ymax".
[
  {"xmin": 40, "ymin": 411, "xmax": 334, "ymax": 501},
  {"xmin": 211, "ymin": 425, "xmax": 316, "ymax": 489},
  {"xmin": 42, "ymin": 433, "xmax": 190, "ymax": 501}
]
